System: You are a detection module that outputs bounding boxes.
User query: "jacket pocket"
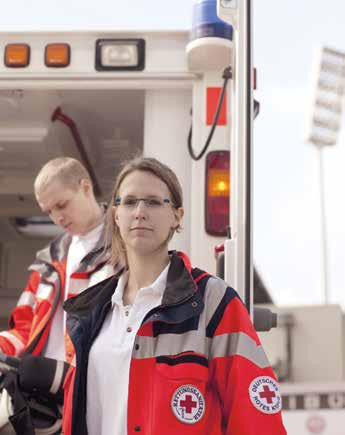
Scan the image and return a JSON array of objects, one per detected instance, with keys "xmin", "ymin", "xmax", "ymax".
[{"xmin": 151, "ymin": 353, "xmax": 209, "ymax": 434}]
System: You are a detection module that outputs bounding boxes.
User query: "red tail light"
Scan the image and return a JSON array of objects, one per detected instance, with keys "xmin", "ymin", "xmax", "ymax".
[{"xmin": 205, "ymin": 150, "xmax": 230, "ymax": 236}]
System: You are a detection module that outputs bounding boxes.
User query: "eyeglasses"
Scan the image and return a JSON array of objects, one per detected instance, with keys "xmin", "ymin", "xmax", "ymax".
[{"xmin": 114, "ymin": 196, "xmax": 173, "ymax": 209}]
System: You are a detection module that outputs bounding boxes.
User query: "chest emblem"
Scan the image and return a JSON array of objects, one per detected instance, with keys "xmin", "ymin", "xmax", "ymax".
[
  {"xmin": 171, "ymin": 384, "xmax": 205, "ymax": 424},
  {"xmin": 249, "ymin": 376, "xmax": 282, "ymax": 414}
]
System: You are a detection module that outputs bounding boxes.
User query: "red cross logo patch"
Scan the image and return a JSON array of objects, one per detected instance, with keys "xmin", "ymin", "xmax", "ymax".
[
  {"xmin": 171, "ymin": 385, "xmax": 205, "ymax": 424},
  {"xmin": 249, "ymin": 376, "xmax": 282, "ymax": 414}
]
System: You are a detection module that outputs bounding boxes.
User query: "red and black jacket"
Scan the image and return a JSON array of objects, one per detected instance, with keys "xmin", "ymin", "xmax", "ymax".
[
  {"xmin": 63, "ymin": 251, "xmax": 286, "ymax": 434},
  {"xmin": 0, "ymin": 221, "xmax": 113, "ymax": 363}
]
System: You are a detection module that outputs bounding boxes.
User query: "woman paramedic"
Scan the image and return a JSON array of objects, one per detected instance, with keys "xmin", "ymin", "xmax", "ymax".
[{"xmin": 62, "ymin": 157, "xmax": 287, "ymax": 435}]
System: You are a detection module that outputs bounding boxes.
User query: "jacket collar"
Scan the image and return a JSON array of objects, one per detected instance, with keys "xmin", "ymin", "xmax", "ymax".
[
  {"xmin": 64, "ymin": 251, "xmax": 197, "ymax": 315},
  {"xmin": 162, "ymin": 251, "xmax": 196, "ymax": 305}
]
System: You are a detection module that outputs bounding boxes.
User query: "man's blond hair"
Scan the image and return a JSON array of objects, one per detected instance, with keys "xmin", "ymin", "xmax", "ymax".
[{"xmin": 34, "ymin": 157, "xmax": 92, "ymax": 196}]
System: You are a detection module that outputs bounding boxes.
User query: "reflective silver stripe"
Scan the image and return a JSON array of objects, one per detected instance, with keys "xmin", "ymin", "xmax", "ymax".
[
  {"xmin": 134, "ymin": 330, "xmax": 207, "ymax": 360},
  {"xmin": 134, "ymin": 331, "xmax": 269, "ymax": 368},
  {"xmin": 204, "ymin": 277, "xmax": 228, "ymax": 326},
  {"xmin": 16, "ymin": 291, "xmax": 36, "ymax": 308},
  {"xmin": 210, "ymin": 332, "xmax": 270, "ymax": 368},
  {"xmin": 49, "ymin": 360, "xmax": 64, "ymax": 395},
  {"xmin": 67, "ymin": 265, "xmax": 114, "ymax": 296},
  {"xmin": 67, "ymin": 278, "xmax": 89, "ymax": 296},
  {"xmin": 133, "ymin": 277, "xmax": 269, "ymax": 369},
  {"xmin": 88, "ymin": 264, "xmax": 114, "ymax": 287},
  {"xmin": 0, "ymin": 331, "xmax": 25, "ymax": 353},
  {"xmin": 36, "ymin": 283, "xmax": 53, "ymax": 300}
]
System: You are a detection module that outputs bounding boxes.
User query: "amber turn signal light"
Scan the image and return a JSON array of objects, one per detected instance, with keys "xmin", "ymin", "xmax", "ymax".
[
  {"xmin": 205, "ymin": 150, "xmax": 230, "ymax": 236},
  {"xmin": 45, "ymin": 43, "xmax": 70, "ymax": 67},
  {"xmin": 5, "ymin": 44, "xmax": 30, "ymax": 67}
]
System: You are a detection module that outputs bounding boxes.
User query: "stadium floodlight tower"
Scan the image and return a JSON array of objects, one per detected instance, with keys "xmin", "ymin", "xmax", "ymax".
[{"xmin": 307, "ymin": 46, "xmax": 345, "ymax": 304}]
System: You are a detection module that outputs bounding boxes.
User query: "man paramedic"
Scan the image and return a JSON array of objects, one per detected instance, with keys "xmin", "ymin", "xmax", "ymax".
[{"xmin": 0, "ymin": 157, "xmax": 115, "ymax": 364}]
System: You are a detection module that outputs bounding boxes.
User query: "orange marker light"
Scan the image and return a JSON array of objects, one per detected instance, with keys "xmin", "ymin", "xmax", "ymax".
[
  {"xmin": 5, "ymin": 44, "xmax": 30, "ymax": 67},
  {"xmin": 45, "ymin": 44, "xmax": 70, "ymax": 67},
  {"xmin": 208, "ymin": 170, "xmax": 230, "ymax": 197},
  {"xmin": 205, "ymin": 151, "xmax": 230, "ymax": 236}
]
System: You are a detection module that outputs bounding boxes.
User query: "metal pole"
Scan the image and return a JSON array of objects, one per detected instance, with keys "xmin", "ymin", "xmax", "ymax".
[
  {"xmin": 238, "ymin": 0, "xmax": 254, "ymax": 318},
  {"xmin": 317, "ymin": 145, "xmax": 329, "ymax": 304},
  {"xmin": 218, "ymin": 0, "xmax": 254, "ymax": 319}
]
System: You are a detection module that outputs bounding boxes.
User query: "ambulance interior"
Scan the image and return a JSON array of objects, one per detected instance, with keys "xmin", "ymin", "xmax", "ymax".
[{"xmin": 0, "ymin": 89, "xmax": 145, "ymax": 329}]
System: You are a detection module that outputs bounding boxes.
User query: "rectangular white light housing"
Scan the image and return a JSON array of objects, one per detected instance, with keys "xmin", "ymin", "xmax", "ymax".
[
  {"xmin": 102, "ymin": 44, "xmax": 138, "ymax": 67},
  {"xmin": 95, "ymin": 39, "xmax": 145, "ymax": 71},
  {"xmin": 14, "ymin": 217, "xmax": 64, "ymax": 238},
  {"xmin": 306, "ymin": 46, "xmax": 345, "ymax": 146},
  {"xmin": 0, "ymin": 126, "xmax": 48, "ymax": 142}
]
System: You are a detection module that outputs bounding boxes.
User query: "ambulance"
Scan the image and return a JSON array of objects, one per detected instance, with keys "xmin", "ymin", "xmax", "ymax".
[{"xmin": 0, "ymin": 0, "xmax": 344, "ymax": 433}]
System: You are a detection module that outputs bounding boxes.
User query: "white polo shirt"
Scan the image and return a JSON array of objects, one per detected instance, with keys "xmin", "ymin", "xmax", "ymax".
[{"xmin": 86, "ymin": 263, "xmax": 170, "ymax": 435}]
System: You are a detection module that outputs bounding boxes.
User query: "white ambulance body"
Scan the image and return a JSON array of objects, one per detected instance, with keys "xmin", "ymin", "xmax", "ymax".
[
  {"xmin": 0, "ymin": 29, "xmax": 228, "ymax": 280},
  {"xmin": 0, "ymin": 25, "xmax": 344, "ymax": 435}
]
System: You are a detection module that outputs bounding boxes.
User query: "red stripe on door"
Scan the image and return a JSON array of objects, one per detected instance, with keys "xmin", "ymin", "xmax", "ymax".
[{"xmin": 206, "ymin": 87, "xmax": 227, "ymax": 126}]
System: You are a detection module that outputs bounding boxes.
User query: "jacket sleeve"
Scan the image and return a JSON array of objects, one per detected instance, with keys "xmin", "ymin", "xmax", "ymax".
[
  {"xmin": 0, "ymin": 270, "xmax": 40, "ymax": 356},
  {"xmin": 207, "ymin": 283, "xmax": 286, "ymax": 434}
]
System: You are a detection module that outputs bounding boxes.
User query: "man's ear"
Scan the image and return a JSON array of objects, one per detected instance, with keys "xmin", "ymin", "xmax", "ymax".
[{"xmin": 80, "ymin": 178, "xmax": 92, "ymax": 195}]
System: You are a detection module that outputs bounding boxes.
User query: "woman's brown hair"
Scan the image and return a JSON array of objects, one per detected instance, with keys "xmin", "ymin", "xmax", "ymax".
[{"xmin": 105, "ymin": 156, "xmax": 183, "ymax": 267}]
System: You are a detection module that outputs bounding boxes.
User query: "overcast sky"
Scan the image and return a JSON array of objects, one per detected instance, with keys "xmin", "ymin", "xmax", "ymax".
[
  {"xmin": 253, "ymin": 0, "xmax": 345, "ymax": 307},
  {"xmin": 1, "ymin": 0, "xmax": 344, "ymax": 308}
]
